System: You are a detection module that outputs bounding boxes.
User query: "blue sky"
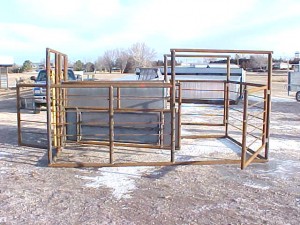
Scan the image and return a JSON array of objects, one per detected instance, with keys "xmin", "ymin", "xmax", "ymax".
[{"xmin": 1, "ymin": 0, "xmax": 300, "ymax": 64}]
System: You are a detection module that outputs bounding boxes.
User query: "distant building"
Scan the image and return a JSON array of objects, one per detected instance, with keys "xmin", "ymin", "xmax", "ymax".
[
  {"xmin": 273, "ymin": 62, "xmax": 291, "ymax": 70},
  {"xmin": 209, "ymin": 58, "xmax": 251, "ymax": 70},
  {"xmin": 0, "ymin": 56, "xmax": 13, "ymax": 67},
  {"xmin": 0, "ymin": 56, "xmax": 14, "ymax": 89},
  {"xmin": 208, "ymin": 63, "xmax": 240, "ymax": 68},
  {"xmin": 32, "ymin": 63, "xmax": 45, "ymax": 71}
]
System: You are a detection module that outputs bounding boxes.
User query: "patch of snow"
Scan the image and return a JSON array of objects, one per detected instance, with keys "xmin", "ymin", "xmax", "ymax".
[
  {"xmin": 255, "ymin": 159, "xmax": 300, "ymax": 181},
  {"xmin": 0, "ymin": 151, "xmax": 11, "ymax": 159},
  {"xmin": 249, "ymin": 95, "xmax": 295, "ymax": 103},
  {"xmin": 270, "ymin": 139, "xmax": 300, "ymax": 151},
  {"xmin": 176, "ymin": 138, "xmax": 241, "ymax": 161},
  {"xmin": 271, "ymin": 96, "xmax": 295, "ymax": 102},
  {"xmin": 193, "ymin": 203, "xmax": 230, "ymax": 212},
  {"xmin": 271, "ymin": 124, "xmax": 300, "ymax": 131},
  {"xmin": 269, "ymin": 160, "xmax": 299, "ymax": 175},
  {"xmin": 243, "ymin": 181, "xmax": 270, "ymax": 190},
  {"xmin": 76, "ymin": 166, "xmax": 154, "ymax": 200}
]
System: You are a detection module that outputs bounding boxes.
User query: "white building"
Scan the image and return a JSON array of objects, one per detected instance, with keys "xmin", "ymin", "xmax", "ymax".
[{"xmin": 0, "ymin": 56, "xmax": 14, "ymax": 89}]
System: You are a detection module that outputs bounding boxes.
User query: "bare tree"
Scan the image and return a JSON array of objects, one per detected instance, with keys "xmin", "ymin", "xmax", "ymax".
[
  {"xmin": 115, "ymin": 48, "xmax": 130, "ymax": 73},
  {"xmin": 249, "ymin": 55, "xmax": 268, "ymax": 69},
  {"xmin": 128, "ymin": 42, "xmax": 156, "ymax": 68},
  {"xmin": 103, "ymin": 49, "xmax": 118, "ymax": 73},
  {"xmin": 98, "ymin": 43, "xmax": 156, "ymax": 73},
  {"xmin": 95, "ymin": 56, "xmax": 105, "ymax": 72},
  {"xmin": 85, "ymin": 62, "xmax": 95, "ymax": 72}
]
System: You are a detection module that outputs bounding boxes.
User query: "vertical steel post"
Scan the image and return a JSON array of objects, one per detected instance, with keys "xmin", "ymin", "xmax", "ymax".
[
  {"xmin": 170, "ymin": 50, "xmax": 176, "ymax": 162},
  {"xmin": 6, "ymin": 67, "xmax": 8, "ymax": 89},
  {"xmin": 46, "ymin": 48, "xmax": 53, "ymax": 164},
  {"xmin": 239, "ymin": 76, "xmax": 243, "ymax": 100},
  {"xmin": 57, "ymin": 54, "xmax": 63, "ymax": 149},
  {"xmin": 160, "ymin": 111, "xmax": 164, "ymax": 148},
  {"xmin": 62, "ymin": 55, "xmax": 68, "ymax": 146},
  {"xmin": 76, "ymin": 108, "xmax": 81, "ymax": 142},
  {"xmin": 117, "ymin": 87, "xmax": 121, "ymax": 109},
  {"xmin": 109, "ymin": 86, "xmax": 114, "ymax": 164},
  {"xmin": 64, "ymin": 55, "xmax": 68, "ymax": 81},
  {"xmin": 223, "ymin": 81, "xmax": 227, "ymax": 126},
  {"xmin": 164, "ymin": 55, "xmax": 168, "ymax": 82},
  {"xmin": 225, "ymin": 57, "xmax": 231, "ymax": 136},
  {"xmin": 262, "ymin": 89, "xmax": 268, "ymax": 147},
  {"xmin": 177, "ymin": 82, "xmax": 182, "ymax": 149},
  {"xmin": 241, "ymin": 88, "xmax": 248, "ymax": 169},
  {"xmin": 55, "ymin": 53, "xmax": 59, "ymax": 81},
  {"xmin": 226, "ymin": 56, "xmax": 231, "ymax": 82},
  {"xmin": 53, "ymin": 53, "xmax": 59, "ymax": 150},
  {"xmin": 16, "ymin": 85, "xmax": 22, "ymax": 145},
  {"xmin": 265, "ymin": 53, "xmax": 272, "ymax": 160}
]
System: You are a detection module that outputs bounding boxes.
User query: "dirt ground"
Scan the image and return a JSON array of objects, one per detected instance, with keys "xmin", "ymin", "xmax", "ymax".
[{"xmin": 0, "ymin": 71, "xmax": 299, "ymax": 225}]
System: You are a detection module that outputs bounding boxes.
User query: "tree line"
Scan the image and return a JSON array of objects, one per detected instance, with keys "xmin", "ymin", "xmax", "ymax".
[
  {"xmin": 11, "ymin": 45, "xmax": 289, "ymax": 74},
  {"xmin": 10, "ymin": 42, "xmax": 157, "ymax": 74},
  {"xmin": 10, "ymin": 60, "xmax": 35, "ymax": 73},
  {"xmin": 73, "ymin": 42, "xmax": 156, "ymax": 73}
]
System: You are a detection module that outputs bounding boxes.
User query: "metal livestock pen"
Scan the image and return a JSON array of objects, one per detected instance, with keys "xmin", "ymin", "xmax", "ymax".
[{"xmin": 16, "ymin": 48, "xmax": 272, "ymax": 169}]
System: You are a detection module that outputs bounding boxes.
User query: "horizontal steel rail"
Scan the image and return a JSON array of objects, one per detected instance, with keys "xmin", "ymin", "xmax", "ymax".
[
  {"xmin": 49, "ymin": 158, "xmax": 267, "ymax": 168},
  {"xmin": 170, "ymin": 48, "xmax": 273, "ymax": 54}
]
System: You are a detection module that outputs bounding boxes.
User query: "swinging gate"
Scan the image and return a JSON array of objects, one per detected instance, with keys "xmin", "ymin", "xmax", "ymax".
[{"xmin": 16, "ymin": 48, "xmax": 272, "ymax": 169}]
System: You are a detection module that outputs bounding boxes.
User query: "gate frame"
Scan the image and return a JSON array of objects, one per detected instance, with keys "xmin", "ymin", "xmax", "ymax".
[{"xmin": 169, "ymin": 49, "xmax": 272, "ymax": 169}]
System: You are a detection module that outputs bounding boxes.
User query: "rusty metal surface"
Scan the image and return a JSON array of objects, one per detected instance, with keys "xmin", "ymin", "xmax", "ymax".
[
  {"xmin": 49, "ymin": 158, "xmax": 268, "ymax": 168},
  {"xmin": 16, "ymin": 48, "xmax": 272, "ymax": 169},
  {"xmin": 170, "ymin": 48, "xmax": 273, "ymax": 54}
]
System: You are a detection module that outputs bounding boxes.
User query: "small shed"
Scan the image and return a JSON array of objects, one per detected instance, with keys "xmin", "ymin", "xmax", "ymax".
[
  {"xmin": 0, "ymin": 56, "xmax": 14, "ymax": 89},
  {"xmin": 161, "ymin": 65, "xmax": 246, "ymax": 103}
]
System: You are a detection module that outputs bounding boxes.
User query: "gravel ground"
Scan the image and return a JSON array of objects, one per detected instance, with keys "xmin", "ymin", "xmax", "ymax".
[{"xmin": 0, "ymin": 72, "xmax": 299, "ymax": 225}]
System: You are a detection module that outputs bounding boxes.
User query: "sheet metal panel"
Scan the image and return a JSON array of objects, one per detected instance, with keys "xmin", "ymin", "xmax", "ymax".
[
  {"xmin": 66, "ymin": 86, "xmax": 166, "ymax": 109},
  {"xmin": 66, "ymin": 110, "xmax": 179, "ymax": 147},
  {"xmin": 179, "ymin": 79, "xmax": 241, "ymax": 101}
]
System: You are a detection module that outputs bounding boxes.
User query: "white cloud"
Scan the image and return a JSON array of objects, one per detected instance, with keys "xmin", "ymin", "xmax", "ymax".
[
  {"xmin": 17, "ymin": 0, "xmax": 121, "ymax": 27},
  {"xmin": 0, "ymin": 23, "xmax": 75, "ymax": 48},
  {"xmin": 3, "ymin": 0, "xmax": 300, "ymax": 62},
  {"xmin": 242, "ymin": 27, "xmax": 300, "ymax": 57},
  {"xmin": 0, "ymin": 22, "xmax": 83, "ymax": 62},
  {"xmin": 123, "ymin": 0, "xmax": 257, "ymax": 41}
]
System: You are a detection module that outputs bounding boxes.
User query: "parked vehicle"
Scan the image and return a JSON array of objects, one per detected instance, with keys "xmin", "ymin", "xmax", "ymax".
[
  {"xmin": 252, "ymin": 67, "xmax": 267, "ymax": 72},
  {"xmin": 288, "ymin": 71, "xmax": 300, "ymax": 102},
  {"xmin": 296, "ymin": 91, "xmax": 300, "ymax": 102},
  {"xmin": 31, "ymin": 69, "xmax": 76, "ymax": 113}
]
